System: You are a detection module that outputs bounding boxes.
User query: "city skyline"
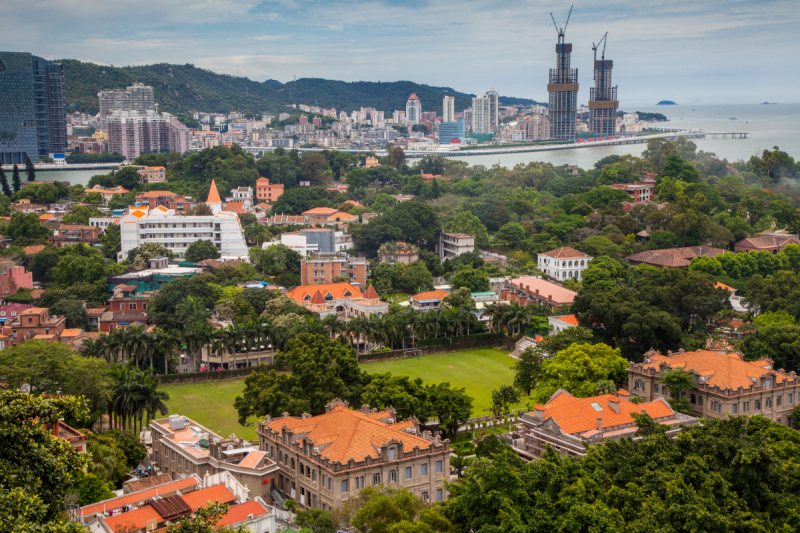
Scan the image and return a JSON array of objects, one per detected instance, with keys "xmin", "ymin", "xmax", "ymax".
[{"xmin": 2, "ymin": 0, "xmax": 798, "ymax": 106}]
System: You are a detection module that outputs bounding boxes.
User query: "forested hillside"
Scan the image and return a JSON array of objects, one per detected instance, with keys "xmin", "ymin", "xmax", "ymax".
[{"xmin": 57, "ymin": 59, "xmax": 542, "ymax": 116}]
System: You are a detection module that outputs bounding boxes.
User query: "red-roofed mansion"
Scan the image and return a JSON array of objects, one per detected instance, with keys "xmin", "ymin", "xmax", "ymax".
[{"xmin": 537, "ymin": 247, "xmax": 593, "ymax": 281}]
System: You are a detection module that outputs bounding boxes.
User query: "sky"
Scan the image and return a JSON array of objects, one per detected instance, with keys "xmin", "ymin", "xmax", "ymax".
[{"xmin": 2, "ymin": 0, "xmax": 799, "ymax": 106}]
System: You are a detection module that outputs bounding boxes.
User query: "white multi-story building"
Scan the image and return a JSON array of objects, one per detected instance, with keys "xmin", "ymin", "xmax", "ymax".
[
  {"xmin": 393, "ymin": 110, "xmax": 406, "ymax": 125},
  {"xmin": 537, "ymin": 247, "xmax": 593, "ymax": 281},
  {"xmin": 406, "ymin": 94, "xmax": 421, "ymax": 126},
  {"xmin": 106, "ymin": 111, "xmax": 188, "ymax": 161},
  {"xmin": 443, "ymin": 96, "xmax": 455, "ymax": 123},
  {"xmin": 472, "ymin": 90, "xmax": 499, "ymax": 134},
  {"xmin": 98, "ymin": 83, "xmax": 156, "ymax": 131},
  {"xmin": 229, "ymin": 186, "xmax": 253, "ymax": 210},
  {"xmin": 438, "ymin": 232, "xmax": 476, "ymax": 261},
  {"xmin": 118, "ymin": 206, "xmax": 248, "ymax": 260}
]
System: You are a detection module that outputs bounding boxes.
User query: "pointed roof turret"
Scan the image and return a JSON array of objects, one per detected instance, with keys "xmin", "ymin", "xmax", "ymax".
[
  {"xmin": 311, "ymin": 289, "xmax": 326, "ymax": 305},
  {"xmin": 207, "ymin": 179, "xmax": 222, "ymax": 205},
  {"xmin": 364, "ymin": 284, "xmax": 379, "ymax": 300}
]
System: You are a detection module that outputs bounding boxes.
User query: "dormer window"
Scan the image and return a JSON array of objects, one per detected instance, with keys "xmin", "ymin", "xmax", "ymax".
[
  {"xmin": 765, "ymin": 378, "xmax": 772, "ymax": 389},
  {"xmin": 388, "ymin": 447, "xmax": 396, "ymax": 460}
]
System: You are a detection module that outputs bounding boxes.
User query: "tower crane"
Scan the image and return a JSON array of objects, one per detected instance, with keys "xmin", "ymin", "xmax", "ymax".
[
  {"xmin": 550, "ymin": 4, "xmax": 573, "ymax": 43},
  {"xmin": 592, "ymin": 32, "xmax": 608, "ymax": 83}
]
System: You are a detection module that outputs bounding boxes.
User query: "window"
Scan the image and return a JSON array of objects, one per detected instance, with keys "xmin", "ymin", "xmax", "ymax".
[
  {"xmin": 322, "ymin": 474, "xmax": 326, "ymax": 487},
  {"xmin": 789, "ymin": 393, "xmax": 794, "ymax": 404},
  {"xmin": 405, "ymin": 467, "xmax": 412, "ymax": 480},
  {"xmin": 755, "ymin": 400, "xmax": 761, "ymax": 410},
  {"xmin": 699, "ymin": 396, "xmax": 704, "ymax": 407},
  {"xmin": 313, "ymin": 470, "xmax": 317, "ymax": 482},
  {"xmin": 389, "ymin": 470, "xmax": 397, "ymax": 483},
  {"xmin": 732, "ymin": 404, "xmax": 738, "ymax": 414},
  {"xmin": 436, "ymin": 460, "xmax": 443, "ymax": 473},
  {"xmin": 328, "ymin": 478, "xmax": 332, "ymax": 491},
  {"xmin": 436, "ymin": 489, "xmax": 443, "ymax": 502},
  {"xmin": 765, "ymin": 378, "xmax": 772, "ymax": 389},
  {"xmin": 421, "ymin": 463, "xmax": 428, "ymax": 476},
  {"xmin": 690, "ymin": 394, "xmax": 696, "ymax": 404},
  {"xmin": 355, "ymin": 476, "xmax": 361, "ymax": 490},
  {"xmin": 766, "ymin": 398, "xmax": 772, "ymax": 408},
  {"xmin": 389, "ymin": 447, "xmax": 396, "ymax": 460},
  {"xmin": 743, "ymin": 401, "xmax": 749, "ymax": 412},
  {"xmin": 341, "ymin": 480, "xmax": 349, "ymax": 493},
  {"xmin": 422, "ymin": 491, "xmax": 429, "ymax": 502},
  {"xmin": 373, "ymin": 473, "xmax": 381, "ymax": 485},
  {"xmin": 777, "ymin": 395, "xmax": 782, "ymax": 406},
  {"xmin": 129, "ymin": 303, "xmax": 137, "ymax": 311},
  {"xmin": 654, "ymin": 384, "xmax": 660, "ymax": 394},
  {"xmin": 279, "ymin": 451, "xmax": 283, "ymax": 462}
]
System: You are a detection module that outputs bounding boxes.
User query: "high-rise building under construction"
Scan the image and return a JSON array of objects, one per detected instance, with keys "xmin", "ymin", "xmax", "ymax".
[
  {"xmin": 588, "ymin": 33, "xmax": 618, "ymax": 135},
  {"xmin": 547, "ymin": 8, "xmax": 578, "ymax": 140}
]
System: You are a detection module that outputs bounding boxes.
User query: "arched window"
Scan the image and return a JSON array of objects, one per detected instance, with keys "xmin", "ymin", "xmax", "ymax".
[{"xmin": 581, "ymin": 260, "xmax": 585, "ymax": 266}]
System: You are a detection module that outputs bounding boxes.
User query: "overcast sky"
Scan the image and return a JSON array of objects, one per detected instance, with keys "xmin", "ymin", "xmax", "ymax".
[{"xmin": 4, "ymin": 0, "xmax": 799, "ymax": 106}]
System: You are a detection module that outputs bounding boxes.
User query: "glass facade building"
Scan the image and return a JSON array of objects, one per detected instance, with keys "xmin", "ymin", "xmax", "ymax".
[
  {"xmin": 438, "ymin": 120, "xmax": 465, "ymax": 144},
  {"xmin": 0, "ymin": 52, "xmax": 66, "ymax": 164}
]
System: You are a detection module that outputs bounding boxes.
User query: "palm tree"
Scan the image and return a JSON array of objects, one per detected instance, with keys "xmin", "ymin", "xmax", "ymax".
[
  {"xmin": 142, "ymin": 373, "xmax": 169, "ymax": 428},
  {"xmin": 184, "ymin": 323, "xmax": 213, "ymax": 373},
  {"xmin": 322, "ymin": 314, "xmax": 344, "ymax": 341},
  {"xmin": 406, "ymin": 309, "xmax": 423, "ymax": 348},
  {"xmin": 221, "ymin": 324, "xmax": 239, "ymax": 370},
  {"xmin": 595, "ymin": 379, "xmax": 617, "ymax": 395},
  {"xmin": 107, "ymin": 328, "xmax": 126, "ymax": 364},
  {"xmin": 124, "ymin": 325, "xmax": 149, "ymax": 368}
]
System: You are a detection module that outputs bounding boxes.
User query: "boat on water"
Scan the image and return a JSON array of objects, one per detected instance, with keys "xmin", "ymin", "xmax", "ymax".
[{"xmin": 730, "ymin": 117, "xmax": 737, "ymax": 120}]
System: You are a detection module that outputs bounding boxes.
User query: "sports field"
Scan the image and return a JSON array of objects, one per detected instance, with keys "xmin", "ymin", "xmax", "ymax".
[{"xmin": 161, "ymin": 348, "xmax": 521, "ymax": 442}]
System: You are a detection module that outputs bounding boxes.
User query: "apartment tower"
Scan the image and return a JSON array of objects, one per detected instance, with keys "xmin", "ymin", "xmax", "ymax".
[
  {"xmin": 98, "ymin": 83, "xmax": 156, "ymax": 130},
  {"xmin": 405, "ymin": 94, "xmax": 421, "ymax": 126},
  {"xmin": 442, "ymin": 96, "xmax": 455, "ymax": 123}
]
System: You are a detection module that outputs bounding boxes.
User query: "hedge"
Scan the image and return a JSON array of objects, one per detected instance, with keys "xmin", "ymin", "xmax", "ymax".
[
  {"xmin": 418, "ymin": 333, "xmax": 501, "ymax": 347},
  {"xmin": 158, "ymin": 364, "xmax": 273, "ymax": 385}
]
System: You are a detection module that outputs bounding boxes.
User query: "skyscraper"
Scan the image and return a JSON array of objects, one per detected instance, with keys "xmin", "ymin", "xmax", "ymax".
[
  {"xmin": 547, "ymin": 9, "xmax": 579, "ymax": 140},
  {"xmin": 588, "ymin": 33, "xmax": 618, "ymax": 136},
  {"xmin": 442, "ymin": 96, "xmax": 455, "ymax": 123},
  {"xmin": 0, "ymin": 52, "xmax": 66, "ymax": 164},
  {"xmin": 106, "ymin": 110, "xmax": 188, "ymax": 160},
  {"xmin": 484, "ymin": 89, "xmax": 499, "ymax": 132},
  {"xmin": 405, "ymin": 94, "xmax": 421, "ymax": 126},
  {"xmin": 98, "ymin": 83, "xmax": 157, "ymax": 130}
]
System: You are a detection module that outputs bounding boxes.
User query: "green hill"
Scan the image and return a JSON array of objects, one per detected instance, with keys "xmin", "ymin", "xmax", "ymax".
[{"xmin": 57, "ymin": 59, "xmax": 543, "ymax": 116}]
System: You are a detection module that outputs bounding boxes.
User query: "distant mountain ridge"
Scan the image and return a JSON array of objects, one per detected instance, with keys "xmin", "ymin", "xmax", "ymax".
[{"xmin": 57, "ymin": 59, "xmax": 544, "ymax": 117}]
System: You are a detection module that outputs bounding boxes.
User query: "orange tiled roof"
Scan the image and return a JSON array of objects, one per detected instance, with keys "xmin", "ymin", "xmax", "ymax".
[
  {"xmin": 302, "ymin": 207, "xmax": 338, "ymax": 216},
  {"xmin": 24, "ymin": 245, "xmax": 46, "ymax": 255},
  {"xmin": 216, "ymin": 501, "xmax": 269, "ymax": 528},
  {"xmin": 264, "ymin": 404, "xmax": 432, "ymax": 463},
  {"xmin": 287, "ymin": 283, "xmax": 363, "ymax": 303},
  {"xmin": 411, "ymin": 289, "xmax": 450, "ymax": 301},
  {"xmin": 328, "ymin": 211, "xmax": 358, "ymax": 221},
  {"xmin": 542, "ymin": 391, "xmax": 674, "ymax": 435},
  {"xmin": 364, "ymin": 285, "xmax": 379, "ymax": 299},
  {"xmin": 555, "ymin": 315, "xmax": 579, "ymax": 326},
  {"xmin": 715, "ymin": 281, "xmax": 735, "ymax": 291},
  {"xmin": 237, "ymin": 450, "xmax": 266, "ymax": 469},
  {"xmin": 225, "ymin": 202, "xmax": 244, "ymax": 211},
  {"xmin": 256, "ymin": 177, "xmax": 270, "ymax": 184},
  {"xmin": 510, "ymin": 277, "xmax": 577, "ymax": 305},
  {"xmin": 180, "ymin": 484, "xmax": 236, "ymax": 511},
  {"xmin": 39, "ymin": 213, "xmax": 54, "ymax": 220},
  {"xmin": 61, "ymin": 329, "xmax": 82, "ymax": 337},
  {"xmin": 641, "ymin": 349, "xmax": 792, "ymax": 389},
  {"xmin": 207, "ymin": 179, "xmax": 222, "ymax": 204}
]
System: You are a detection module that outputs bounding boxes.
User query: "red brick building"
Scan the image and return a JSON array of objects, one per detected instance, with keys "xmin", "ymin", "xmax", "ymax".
[
  {"xmin": 2, "ymin": 307, "xmax": 66, "ymax": 345},
  {"xmin": 99, "ymin": 285, "xmax": 150, "ymax": 332},
  {"xmin": 0, "ymin": 259, "xmax": 34, "ymax": 296}
]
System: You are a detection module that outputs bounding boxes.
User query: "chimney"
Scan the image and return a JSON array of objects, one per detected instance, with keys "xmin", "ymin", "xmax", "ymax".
[
  {"xmin": 548, "ymin": 294, "xmax": 552, "ymax": 301},
  {"xmin": 608, "ymin": 400, "xmax": 619, "ymax": 413},
  {"xmin": 533, "ymin": 405, "xmax": 545, "ymax": 420},
  {"xmin": 596, "ymin": 417, "xmax": 602, "ymax": 431}
]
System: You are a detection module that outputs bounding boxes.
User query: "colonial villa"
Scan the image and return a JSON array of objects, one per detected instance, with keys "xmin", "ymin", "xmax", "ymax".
[
  {"xmin": 257, "ymin": 400, "xmax": 451, "ymax": 511},
  {"xmin": 286, "ymin": 282, "xmax": 388, "ymax": 320},
  {"xmin": 513, "ymin": 389, "xmax": 698, "ymax": 460},
  {"xmin": 536, "ymin": 247, "xmax": 593, "ymax": 281},
  {"xmin": 628, "ymin": 348, "xmax": 800, "ymax": 427}
]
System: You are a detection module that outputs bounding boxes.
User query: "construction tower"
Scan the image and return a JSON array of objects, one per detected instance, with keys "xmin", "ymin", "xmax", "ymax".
[
  {"xmin": 547, "ymin": 6, "xmax": 578, "ymax": 140},
  {"xmin": 589, "ymin": 32, "xmax": 618, "ymax": 135}
]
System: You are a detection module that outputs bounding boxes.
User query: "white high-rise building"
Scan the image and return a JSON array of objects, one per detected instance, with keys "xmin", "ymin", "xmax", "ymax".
[
  {"xmin": 392, "ymin": 110, "xmax": 406, "ymax": 125},
  {"xmin": 406, "ymin": 94, "xmax": 421, "ymax": 126},
  {"xmin": 106, "ymin": 111, "xmax": 188, "ymax": 161},
  {"xmin": 471, "ymin": 89, "xmax": 500, "ymax": 134},
  {"xmin": 443, "ymin": 96, "xmax": 455, "ymax": 123}
]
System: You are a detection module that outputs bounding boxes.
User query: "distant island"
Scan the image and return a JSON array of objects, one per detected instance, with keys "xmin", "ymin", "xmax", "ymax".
[
  {"xmin": 657, "ymin": 100, "xmax": 677, "ymax": 105},
  {"xmin": 617, "ymin": 110, "xmax": 667, "ymax": 122},
  {"xmin": 761, "ymin": 102, "xmax": 776, "ymax": 105}
]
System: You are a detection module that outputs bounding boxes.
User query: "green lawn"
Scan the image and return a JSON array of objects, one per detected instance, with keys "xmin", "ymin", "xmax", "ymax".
[
  {"xmin": 162, "ymin": 347, "xmax": 522, "ymax": 442},
  {"xmin": 362, "ymin": 348, "xmax": 523, "ymax": 417},
  {"xmin": 388, "ymin": 292, "xmax": 411, "ymax": 302},
  {"xmin": 161, "ymin": 380, "xmax": 260, "ymax": 441}
]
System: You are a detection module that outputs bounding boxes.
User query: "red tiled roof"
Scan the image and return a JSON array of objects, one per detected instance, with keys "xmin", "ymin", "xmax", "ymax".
[
  {"xmin": 216, "ymin": 500, "xmax": 269, "ymax": 528},
  {"xmin": 23, "ymin": 245, "xmax": 46, "ymax": 255},
  {"xmin": 264, "ymin": 404, "xmax": 432, "ymax": 463},
  {"xmin": 303, "ymin": 207, "xmax": 338, "ymax": 216},
  {"xmin": 237, "ymin": 450, "xmax": 266, "ymax": 469},
  {"xmin": 138, "ymin": 191, "xmax": 177, "ymax": 198},
  {"xmin": 311, "ymin": 289, "xmax": 326, "ymax": 305},
  {"xmin": 225, "ymin": 202, "xmax": 244, "ymax": 211},
  {"xmin": 540, "ymin": 246, "xmax": 592, "ymax": 259},
  {"xmin": 641, "ymin": 349, "xmax": 791, "ymax": 390},
  {"xmin": 554, "ymin": 315, "xmax": 579, "ymax": 326},
  {"xmin": 626, "ymin": 247, "xmax": 727, "ymax": 268},
  {"xmin": 542, "ymin": 391, "xmax": 674, "ymax": 435},
  {"xmin": 735, "ymin": 236, "xmax": 800, "ymax": 249},
  {"xmin": 102, "ymin": 505, "xmax": 162, "ymax": 532},
  {"xmin": 81, "ymin": 478, "xmax": 198, "ymax": 518},
  {"xmin": 510, "ymin": 278, "xmax": 577, "ymax": 305},
  {"xmin": 363, "ymin": 285, "xmax": 379, "ymax": 299}
]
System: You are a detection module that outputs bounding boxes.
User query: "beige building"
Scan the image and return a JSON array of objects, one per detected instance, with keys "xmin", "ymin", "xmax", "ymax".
[
  {"xmin": 378, "ymin": 241, "xmax": 420, "ymax": 264},
  {"xmin": 628, "ymin": 348, "xmax": 800, "ymax": 427},
  {"xmin": 258, "ymin": 400, "xmax": 451, "ymax": 511},
  {"xmin": 149, "ymin": 415, "xmax": 280, "ymax": 502},
  {"xmin": 438, "ymin": 232, "xmax": 475, "ymax": 261}
]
